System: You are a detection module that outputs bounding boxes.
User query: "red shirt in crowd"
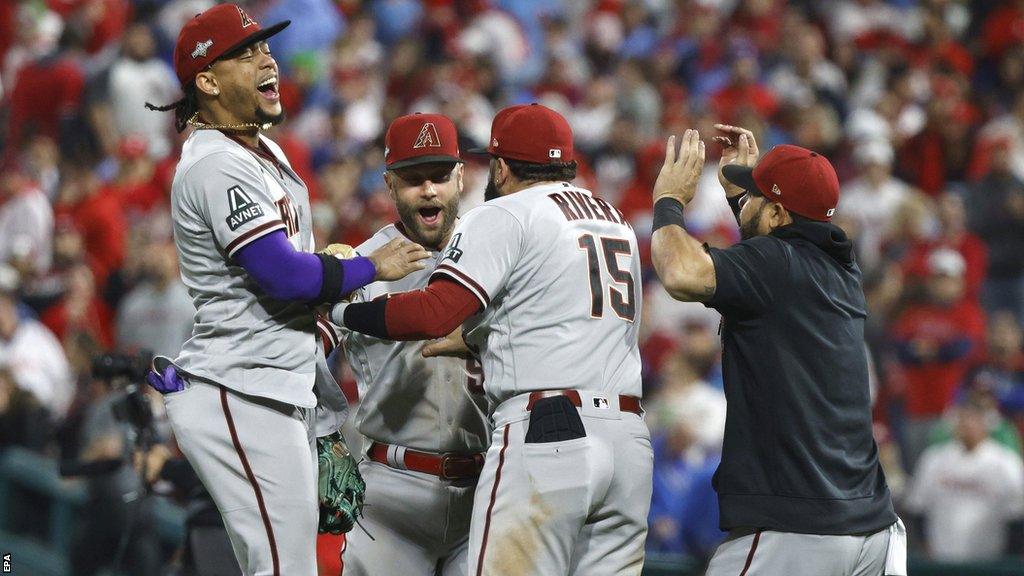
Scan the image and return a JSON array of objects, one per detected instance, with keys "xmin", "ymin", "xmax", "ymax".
[
  {"xmin": 6, "ymin": 58, "xmax": 85, "ymax": 152},
  {"xmin": 891, "ymin": 300, "xmax": 986, "ymax": 417},
  {"xmin": 41, "ymin": 296, "xmax": 115, "ymax": 350},
  {"xmin": 55, "ymin": 190, "xmax": 126, "ymax": 288}
]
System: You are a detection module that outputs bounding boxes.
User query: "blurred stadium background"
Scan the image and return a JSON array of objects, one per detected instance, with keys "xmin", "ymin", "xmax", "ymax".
[{"xmin": 0, "ymin": 0, "xmax": 1023, "ymax": 574}]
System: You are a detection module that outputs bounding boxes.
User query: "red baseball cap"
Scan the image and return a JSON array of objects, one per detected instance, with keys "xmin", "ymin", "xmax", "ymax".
[
  {"xmin": 385, "ymin": 113, "xmax": 462, "ymax": 170},
  {"xmin": 173, "ymin": 4, "xmax": 289, "ymax": 87},
  {"xmin": 474, "ymin": 103, "xmax": 573, "ymax": 164},
  {"xmin": 722, "ymin": 144, "xmax": 840, "ymax": 222}
]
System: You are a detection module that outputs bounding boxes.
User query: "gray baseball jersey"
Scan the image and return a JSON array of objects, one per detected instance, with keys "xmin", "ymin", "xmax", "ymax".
[
  {"xmin": 170, "ymin": 129, "xmax": 318, "ymax": 408},
  {"xmin": 430, "ymin": 181, "xmax": 643, "ymax": 406},
  {"xmin": 338, "ymin": 223, "xmax": 491, "ymax": 576},
  {"xmin": 342, "ymin": 223, "xmax": 490, "ymax": 454}
]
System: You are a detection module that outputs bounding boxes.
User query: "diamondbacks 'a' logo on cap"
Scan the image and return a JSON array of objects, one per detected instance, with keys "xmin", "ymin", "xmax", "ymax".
[
  {"xmin": 771, "ymin": 184, "xmax": 782, "ymax": 195},
  {"xmin": 191, "ymin": 39, "xmax": 214, "ymax": 59},
  {"xmin": 413, "ymin": 123, "xmax": 442, "ymax": 149},
  {"xmin": 237, "ymin": 6, "xmax": 256, "ymax": 28}
]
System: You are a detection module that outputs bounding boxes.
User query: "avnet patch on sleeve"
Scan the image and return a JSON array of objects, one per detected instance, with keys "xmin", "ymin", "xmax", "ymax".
[{"xmin": 225, "ymin": 186, "xmax": 265, "ymax": 231}]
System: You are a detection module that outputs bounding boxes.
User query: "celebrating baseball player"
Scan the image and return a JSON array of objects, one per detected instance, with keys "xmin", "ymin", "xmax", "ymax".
[
  {"xmin": 143, "ymin": 5, "xmax": 428, "ymax": 576},
  {"xmin": 330, "ymin": 103, "xmax": 652, "ymax": 576},
  {"xmin": 649, "ymin": 126, "xmax": 905, "ymax": 575},
  {"xmin": 317, "ymin": 112, "xmax": 491, "ymax": 575}
]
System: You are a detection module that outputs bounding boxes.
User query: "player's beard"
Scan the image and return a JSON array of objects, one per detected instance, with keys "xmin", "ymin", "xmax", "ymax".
[
  {"xmin": 256, "ymin": 107, "xmax": 286, "ymax": 127},
  {"xmin": 484, "ymin": 164, "xmax": 501, "ymax": 202},
  {"xmin": 740, "ymin": 202, "xmax": 766, "ymax": 241},
  {"xmin": 397, "ymin": 193, "xmax": 460, "ymax": 251}
]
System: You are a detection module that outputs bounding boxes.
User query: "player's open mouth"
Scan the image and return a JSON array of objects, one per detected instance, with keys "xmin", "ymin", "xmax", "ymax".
[
  {"xmin": 257, "ymin": 76, "xmax": 279, "ymax": 102},
  {"xmin": 418, "ymin": 206, "xmax": 442, "ymax": 226}
]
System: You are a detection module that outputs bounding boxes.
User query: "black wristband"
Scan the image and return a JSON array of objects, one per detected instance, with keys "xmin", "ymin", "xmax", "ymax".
[
  {"xmin": 343, "ymin": 299, "xmax": 389, "ymax": 339},
  {"xmin": 311, "ymin": 253, "xmax": 345, "ymax": 305},
  {"xmin": 727, "ymin": 195, "xmax": 742, "ymax": 219},
  {"xmin": 652, "ymin": 197, "xmax": 686, "ymax": 232}
]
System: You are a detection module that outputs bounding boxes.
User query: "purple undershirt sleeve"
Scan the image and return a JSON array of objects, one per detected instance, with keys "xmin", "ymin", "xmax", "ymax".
[{"xmin": 235, "ymin": 230, "xmax": 376, "ymax": 302}]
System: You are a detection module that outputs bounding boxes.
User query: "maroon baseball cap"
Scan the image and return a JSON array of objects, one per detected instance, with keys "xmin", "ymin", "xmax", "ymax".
[
  {"xmin": 472, "ymin": 103, "xmax": 574, "ymax": 164},
  {"xmin": 385, "ymin": 113, "xmax": 462, "ymax": 170},
  {"xmin": 722, "ymin": 144, "xmax": 840, "ymax": 222},
  {"xmin": 173, "ymin": 4, "xmax": 289, "ymax": 87}
]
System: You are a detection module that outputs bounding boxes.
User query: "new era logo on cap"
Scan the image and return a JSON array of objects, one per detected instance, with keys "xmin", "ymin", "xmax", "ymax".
[
  {"xmin": 771, "ymin": 184, "xmax": 782, "ymax": 195},
  {"xmin": 413, "ymin": 123, "xmax": 442, "ymax": 149},
  {"xmin": 191, "ymin": 39, "xmax": 213, "ymax": 59}
]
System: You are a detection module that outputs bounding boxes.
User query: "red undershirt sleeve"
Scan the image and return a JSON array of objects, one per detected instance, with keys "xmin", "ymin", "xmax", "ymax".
[{"xmin": 382, "ymin": 277, "xmax": 483, "ymax": 340}]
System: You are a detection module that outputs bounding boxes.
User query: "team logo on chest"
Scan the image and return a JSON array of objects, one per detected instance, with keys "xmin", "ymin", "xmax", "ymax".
[
  {"xmin": 413, "ymin": 123, "xmax": 442, "ymax": 148},
  {"xmin": 225, "ymin": 186, "xmax": 265, "ymax": 231},
  {"xmin": 275, "ymin": 196, "xmax": 300, "ymax": 237}
]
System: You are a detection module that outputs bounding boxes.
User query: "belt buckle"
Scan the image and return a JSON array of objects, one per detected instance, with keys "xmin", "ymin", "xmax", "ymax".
[{"xmin": 440, "ymin": 454, "xmax": 460, "ymax": 480}]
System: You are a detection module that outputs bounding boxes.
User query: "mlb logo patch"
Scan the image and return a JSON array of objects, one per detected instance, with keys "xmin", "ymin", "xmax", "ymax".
[
  {"xmin": 549, "ymin": 149, "xmax": 562, "ymax": 159},
  {"xmin": 593, "ymin": 397, "xmax": 609, "ymax": 409}
]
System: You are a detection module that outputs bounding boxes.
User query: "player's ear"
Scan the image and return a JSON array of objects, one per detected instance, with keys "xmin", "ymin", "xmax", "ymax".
[
  {"xmin": 454, "ymin": 163, "xmax": 464, "ymax": 192},
  {"xmin": 194, "ymin": 71, "xmax": 219, "ymax": 98},
  {"xmin": 496, "ymin": 157, "xmax": 511, "ymax": 184},
  {"xmin": 383, "ymin": 171, "xmax": 397, "ymax": 200}
]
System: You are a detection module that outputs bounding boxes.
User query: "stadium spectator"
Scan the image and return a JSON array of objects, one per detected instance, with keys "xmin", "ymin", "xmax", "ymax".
[
  {"xmin": 115, "ymin": 239, "xmax": 192, "ymax": 358},
  {"xmin": 0, "ymin": 169, "xmax": 54, "ymax": 282},
  {"xmin": 837, "ymin": 139, "xmax": 913, "ymax": 272},
  {"xmin": 966, "ymin": 137, "xmax": 1024, "ymax": 322},
  {"xmin": 905, "ymin": 395, "xmax": 1024, "ymax": 561},
  {"xmin": 0, "ymin": 266, "xmax": 74, "ymax": 419},
  {"xmin": 102, "ymin": 23, "xmax": 178, "ymax": 160},
  {"xmin": 891, "ymin": 248, "xmax": 987, "ymax": 469}
]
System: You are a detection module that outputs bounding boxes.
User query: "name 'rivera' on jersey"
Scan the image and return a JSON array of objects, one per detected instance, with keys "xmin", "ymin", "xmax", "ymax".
[{"xmin": 547, "ymin": 189, "xmax": 631, "ymax": 227}]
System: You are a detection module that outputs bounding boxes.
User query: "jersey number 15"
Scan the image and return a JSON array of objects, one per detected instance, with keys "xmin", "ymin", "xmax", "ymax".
[{"xmin": 578, "ymin": 234, "xmax": 636, "ymax": 321}]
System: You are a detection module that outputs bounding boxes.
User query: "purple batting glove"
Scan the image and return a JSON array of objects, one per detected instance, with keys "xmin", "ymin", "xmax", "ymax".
[{"xmin": 146, "ymin": 364, "xmax": 185, "ymax": 394}]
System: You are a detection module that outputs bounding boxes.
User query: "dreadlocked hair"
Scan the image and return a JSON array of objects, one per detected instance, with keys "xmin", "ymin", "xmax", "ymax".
[{"xmin": 145, "ymin": 84, "xmax": 199, "ymax": 133}]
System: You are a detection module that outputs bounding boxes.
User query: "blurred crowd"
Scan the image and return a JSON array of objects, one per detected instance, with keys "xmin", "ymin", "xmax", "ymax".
[{"xmin": 0, "ymin": 0, "xmax": 1023, "ymax": 572}]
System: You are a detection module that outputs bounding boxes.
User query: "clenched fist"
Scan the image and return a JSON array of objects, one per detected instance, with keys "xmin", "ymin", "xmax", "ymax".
[{"xmin": 368, "ymin": 237, "xmax": 431, "ymax": 281}]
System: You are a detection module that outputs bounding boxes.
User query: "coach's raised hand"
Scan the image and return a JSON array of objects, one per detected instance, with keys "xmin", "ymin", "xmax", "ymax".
[
  {"xmin": 653, "ymin": 129, "xmax": 706, "ymax": 206},
  {"xmin": 368, "ymin": 237, "xmax": 431, "ymax": 281},
  {"xmin": 712, "ymin": 123, "xmax": 760, "ymax": 198}
]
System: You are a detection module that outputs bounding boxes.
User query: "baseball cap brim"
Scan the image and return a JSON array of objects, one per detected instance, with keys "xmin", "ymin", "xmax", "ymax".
[
  {"xmin": 722, "ymin": 164, "xmax": 763, "ymax": 196},
  {"xmin": 464, "ymin": 146, "xmax": 491, "ymax": 157},
  {"xmin": 218, "ymin": 20, "xmax": 290, "ymax": 62},
  {"xmin": 387, "ymin": 154, "xmax": 464, "ymax": 170}
]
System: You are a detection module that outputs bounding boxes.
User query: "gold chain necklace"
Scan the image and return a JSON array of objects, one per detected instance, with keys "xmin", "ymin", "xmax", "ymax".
[{"xmin": 187, "ymin": 113, "xmax": 271, "ymax": 132}]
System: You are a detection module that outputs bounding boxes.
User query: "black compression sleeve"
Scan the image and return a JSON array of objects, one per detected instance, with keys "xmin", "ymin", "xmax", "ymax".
[
  {"xmin": 652, "ymin": 197, "xmax": 686, "ymax": 232},
  {"xmin": 311, "ymin": 253, "xmax": 344, "ymax": 306},
  {"xmin": 343, "ymin": 299, "xmax": 389, "ymax": 339}
]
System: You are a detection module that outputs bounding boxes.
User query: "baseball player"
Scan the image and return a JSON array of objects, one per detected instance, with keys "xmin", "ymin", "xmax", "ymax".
[
  {"xmin": 320, "ymin": 112, "xmax": 491, "ymax": 575},
  {"xmin": 331, "ymin": 103, "xmax": 653, "ymax": 576},
  {"xmin": 143, "ymin": 5, "xmax": 428, "ymax": 575},
  {"xmin": 649, "ymin": 126, "xmax": 905, "ymax": 575}
]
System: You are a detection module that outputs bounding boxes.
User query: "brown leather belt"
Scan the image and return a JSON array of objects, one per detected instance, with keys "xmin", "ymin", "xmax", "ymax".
[
  {"xmin": 526, "ymin": 390, "xmax": 643, "ymax": 415},
  {"xmin": 367, "ymin": 442, "xmax": 485, "ymax": 480}
]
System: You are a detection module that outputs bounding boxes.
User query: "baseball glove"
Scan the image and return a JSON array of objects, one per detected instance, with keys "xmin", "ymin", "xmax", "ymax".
[
  {"xmin": 316, "ymin": 430, "xmax": 365, "ymax": 534},
  {"xmin": 318, "ymin": 243, "xmax": 356, "ymax": 259}
]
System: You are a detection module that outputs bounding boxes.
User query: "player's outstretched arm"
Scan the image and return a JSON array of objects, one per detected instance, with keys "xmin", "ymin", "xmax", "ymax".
[
  {"xmin": 650, "ymin": 130, "xmax": 717, "ymax": 303},
  {"xmin": 236, "ymin": 230, "xmax": 376, "ymax": 304},
  {"xmin": 366, "ymin": 237, "xmax": 431, "ymax": 281}
]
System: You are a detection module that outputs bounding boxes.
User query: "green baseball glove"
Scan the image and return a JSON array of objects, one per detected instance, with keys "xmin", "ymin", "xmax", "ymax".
[{"xmin": 316, "ymin": 430, "xmax": 366, "ymax": 534}]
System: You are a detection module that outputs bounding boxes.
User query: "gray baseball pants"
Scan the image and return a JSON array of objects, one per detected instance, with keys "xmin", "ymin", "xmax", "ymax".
[{"xmin": 163, "ymin": 378, "xmax": 318, "ymax": 576}]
